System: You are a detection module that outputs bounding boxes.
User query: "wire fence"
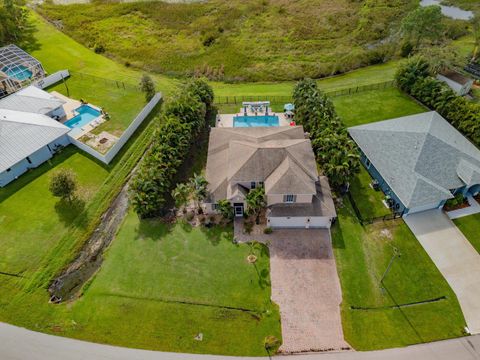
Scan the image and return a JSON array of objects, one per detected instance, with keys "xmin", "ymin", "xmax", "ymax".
[
  {"xmin": 213, "ymin": 80, "xmax": 396, "ymax": 105},
  {"xmin": 68, "ymin": 70, "xmax": 141, "ymax": 92},
  {"xmin": 346, "ymin": 191, "xmax": 404, "ymax": 226}
]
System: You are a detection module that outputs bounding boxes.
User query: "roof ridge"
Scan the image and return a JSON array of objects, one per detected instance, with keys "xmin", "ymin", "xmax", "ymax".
[
  {"xmin": 0, "ymin": 116, "xmax": 64, "ymax": 129},
  {"xmin": 284, "ymin": 143, "xmax": 318, "ymax": 181}
]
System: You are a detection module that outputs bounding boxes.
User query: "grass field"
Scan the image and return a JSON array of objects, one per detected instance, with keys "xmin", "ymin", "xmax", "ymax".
[
  {"xmin": 348, "ymin": 166, "xmax": 392, "ymax": 220},
  {"xmin": 453, "ymin": 214, "xmax": 480, "ymax": 254},
  {"xmin": 332, "ymin": 198, "xmax": 466, "ymax": 350},
  {"xmin": 36, "ymin": 0, "xmax": 416, "ymax": 82},
  {"xmin": 64, "ymin": 212, "xmax": 281, "ymax": 355},
  {"xmin": 0, "ymin": 147, "xmax": 109, "ymax": 275},
  {"xmin": 49, "ymin": 74, "xmax": 146, "ymax": 135}
]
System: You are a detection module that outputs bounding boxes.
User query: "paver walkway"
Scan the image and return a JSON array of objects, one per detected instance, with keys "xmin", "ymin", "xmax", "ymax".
[
  {"xmin": 268, "ymin": 229, "xmax": 349, "ymax": 353},
  {"xmin": 404, "ymin": 210, "xmax": 480, "ymax": 334}
]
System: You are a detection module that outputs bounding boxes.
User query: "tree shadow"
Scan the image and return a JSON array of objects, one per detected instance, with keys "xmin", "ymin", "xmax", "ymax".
[
  {"xmin": 54, "ymin": 197, "xmax": 87, "ymax": 228},
  {"xmin": 134, "ymin": 216, "xmax": 173, "ymax": 241},
  {"xmin": 331, "ymin": 218, "xmax": 346, "ymax": 249}
]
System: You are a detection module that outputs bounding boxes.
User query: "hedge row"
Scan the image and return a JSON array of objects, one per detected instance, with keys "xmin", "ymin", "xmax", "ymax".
[
  {"xmin": 396, "ymin": 57, "xmax": 480, "ymax": 144},
  {"xmin": 130, "ymin": 79, "xmax": 214, "ymax": 218}
]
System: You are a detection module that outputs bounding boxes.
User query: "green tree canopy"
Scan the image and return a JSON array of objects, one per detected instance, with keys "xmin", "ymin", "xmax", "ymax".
[
  {"xmin": 0, "ymin": 0, "xmax": 35, "ymax": 48},
  {"xmin": 401, "ymin": 5, "xmax": 445, "ymax": 48},
  {"xmin": 245, "ymin": 187, "xmax": 266, "ymax": 218},
  {"xmin": 139, "ymin": 74, "xmax": 156, "ymax": 102},
  {"xmin": 216, "ymin": 199, "xmax": 233, "ymax": 222},
  {"xmin": 49, "ymin": 169, "xmax": 77, "ymax": 202}
]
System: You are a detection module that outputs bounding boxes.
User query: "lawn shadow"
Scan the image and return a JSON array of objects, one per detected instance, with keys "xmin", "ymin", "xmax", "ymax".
[
  {"xmin": 331, "ymin": 218, "xmax": 346, "ymax": 249},
  {"xmin": 134, "ymin": 216, "xmax": 173, "ymax": 241},
  {"xmin": 200, "ymin": 225, "xmax": 232, "ymax": 246},
  {"xmin": 54, "ymin": 197, "xmax": 88, "ymax": 228}
]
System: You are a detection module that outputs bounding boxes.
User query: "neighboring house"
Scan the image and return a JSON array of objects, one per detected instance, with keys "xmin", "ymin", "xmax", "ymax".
[
  {"xmin": 348, "ymin": 111, "xmax": 480, "ymax": 215},
  {"xmin": 437, "ymin": 70, "xmax": 474, "ymax": 96},
  {"xmin": 0, "ymin": 109, "xmax": 70, "ymax": 187},
  {"xmin": 204, "ymin": 126, "xmax": 336, "ymax": 228},
  {"xmin": 0, "ymin": 44, "xmax": 46, "ymax": 96},
  {"xmin": 0, "ymin": 85, "xmax": 66, "ymax": 119}
]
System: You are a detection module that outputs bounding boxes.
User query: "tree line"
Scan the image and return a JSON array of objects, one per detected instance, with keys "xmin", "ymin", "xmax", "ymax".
[
  {"xmin": 292, "ymin": 79, "xmax": 360, "ymax": 189},
  {"xmin": 0, "ymin": 0, "xmax": 35, "ymax": 48},
  {"xmin": 129, "ymin": 79, "xmax": 214, "ymax": 218},
  {"xmin": 396, "ymin": 56, "xmax": 480, "ymax": 145}
]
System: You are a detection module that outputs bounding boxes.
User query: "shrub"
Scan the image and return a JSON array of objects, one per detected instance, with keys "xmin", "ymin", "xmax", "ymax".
[
  {"xmin": 444, "ymin": 193, "xmax": 466, "ymax": 210},
  {"xmin": 130, "ymin": 80, "xmax": 214, "ymax": 218},
  {"xmin": 49, "ymin": 169, "xmax": 77, "ymax": 202},
  {"xmin": 244, "ymin": 221, "xmax": 253, "ymax": 234},
  {"xmin": 264, "ymin": 335, "xmax": 281, "ymax": 353},
  {"xmin": 186, "ymin": 211, "xmax": 195, "ymax": 221},
  {"xmin": 263, "ymin": 227, "xmax": 273, "ymax": 234},
  {"xmin": 139, "ymin": 74, "xmax": 156, "ymax": 102},
  {"xmin": 93, "ymin": 43, "xmax": 105, "ymax": 54}
]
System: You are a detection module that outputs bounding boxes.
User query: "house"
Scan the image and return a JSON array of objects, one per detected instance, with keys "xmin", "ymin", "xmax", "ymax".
[
  {"xmin": 0, "ymin": 45, "xmax": 46, "ymax": 97},
  {"xmin": 0, "ymin": 85, "xmax": 66, "ymax": 119},
  {"xmin": 0, "ymin": 109, "xmax": 70, "ymax": 187},
  {"xmin": 348, "ymin": 111, "xmax": 480, "ymax": 215},
  {"xmin": 204, "ymin": 126, "xmax": 336, "ymax": 228},
  {"xmin": 437, "ymin": 70, "xmax": 474, "ymax": 96}
]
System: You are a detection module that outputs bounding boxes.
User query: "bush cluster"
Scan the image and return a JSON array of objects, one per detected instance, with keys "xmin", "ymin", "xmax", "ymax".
[
  {"xmin": 396, "ymin": 56, "xmax": 480, "ymax": 144},
  {"xmin": 293, "ymin": 79, "xmax": 359, "ymax": 188},
  {"xmin": 129, "ymin": 79, "xmax": 213, "ymax": 218}
]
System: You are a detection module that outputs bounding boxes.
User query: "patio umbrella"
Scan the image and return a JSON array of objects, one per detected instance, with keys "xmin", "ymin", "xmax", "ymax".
[{"xmin": 284, "ymin": 103, "xmax": 295, "ymax": 112}]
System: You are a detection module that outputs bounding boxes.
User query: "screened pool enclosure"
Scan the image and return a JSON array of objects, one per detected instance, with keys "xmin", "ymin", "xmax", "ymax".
[{"xmin": 0, "ymin": 45, "xmax": 45, "ymax": 97}]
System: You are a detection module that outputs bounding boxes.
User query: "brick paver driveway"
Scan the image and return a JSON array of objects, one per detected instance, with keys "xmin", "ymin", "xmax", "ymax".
[{"xmin": 268, "ymin": 229, "xmax": 349, "ymax": 353}]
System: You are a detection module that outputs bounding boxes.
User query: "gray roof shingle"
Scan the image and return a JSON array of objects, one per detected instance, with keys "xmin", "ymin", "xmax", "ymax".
[{"xmin": 348, "ymin": 111, "xmax": 480, "ymax": 209}]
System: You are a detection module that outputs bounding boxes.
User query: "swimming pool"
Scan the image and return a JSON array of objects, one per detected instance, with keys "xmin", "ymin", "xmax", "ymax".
[
  {"xmin": 64, "ymin": 105, "xmax": 102, "ymax": 129},
  {"xmin": 2, "ymin": 65, "xmax": 33, "ymax": 81},
  {"xmin": 233, "ymin": 115, "xmax": 279, "ymax": 127}
]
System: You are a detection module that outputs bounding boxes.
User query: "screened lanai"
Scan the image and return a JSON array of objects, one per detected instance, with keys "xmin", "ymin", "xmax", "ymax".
[{"xmin": 0, "ymin": 44, "xmax": 45, "ymax": 97}]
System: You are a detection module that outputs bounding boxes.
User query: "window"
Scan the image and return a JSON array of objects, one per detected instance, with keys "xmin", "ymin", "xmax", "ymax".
[
  {"xmin": 259, "ymin": 181, "xmax": 264, "ymax": 187},
  {"xmin": 284, "ymin": 194, "xmax": 296, "ymax": 203},
  {"xmin": 212, "ymin": 204, "xmax": 219, "ymax": 210},
  {"xmin": 250, "ymin": 181, "xmax": 256, "ymax": 189},
  {"xmin": 26, "ymin": 157, "xmax": 32, "ymax": 164}
]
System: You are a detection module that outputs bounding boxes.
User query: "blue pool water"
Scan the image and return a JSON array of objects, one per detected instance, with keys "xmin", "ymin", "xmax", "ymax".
[
  {"xmin": 64, "ymin": 105, "xmax": 102, "ymax": 129},
  {"xmin": 233, "ymin": 115, "xmax": 279, "ymax": 127},
  {"xmin": 2, "ymin": 65, "xmax": 33, "ymax": 81}
]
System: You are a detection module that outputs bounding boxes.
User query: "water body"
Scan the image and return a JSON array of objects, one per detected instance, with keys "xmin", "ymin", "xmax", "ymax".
[{"xmin": 420, "ymin": 0, "xmax": 474, "ymax": 20}]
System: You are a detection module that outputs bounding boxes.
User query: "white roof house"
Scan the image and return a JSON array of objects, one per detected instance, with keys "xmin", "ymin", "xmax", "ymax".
[
  {"xmin": 436, "ymin": 70, "xmax": 474, "ymax": 96},
  {"xmin": 0, "ymin": 85, "xmax": 65, "ymax": 115},
  {"xmin": 0, "ymin": 109, "xmax": 70, "ymax": 173}
]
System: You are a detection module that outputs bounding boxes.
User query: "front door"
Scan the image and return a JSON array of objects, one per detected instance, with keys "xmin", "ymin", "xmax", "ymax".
[{"xmin": 234, "ymin": 203, "xmax": 244, "ymax": 217}]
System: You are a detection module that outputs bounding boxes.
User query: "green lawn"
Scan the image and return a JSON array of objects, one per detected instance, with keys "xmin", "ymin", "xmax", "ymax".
[
  {"xmin": 67, "ymin": 212, "xmax": 281, "ymax": 355},
  {"xmin": 332, "ymin": 199, "xmax": 466, "ymax": 350},
  {"xmin": 49, "ymin": 75, "xmax": 146, "ymax": 135},
  {"xmin": 454, "ymin": 214, "xmax": 480, "ymax": 254},
  {"xmin": 0, "ymin": 147, "xmax": 109, "ymax": 275},
  {"xmin": 333, "ymin": 87, "xmax": 427, "ymax": 127},
  {"xmin": 348, "ymin": 166, "xmax": 392, "ymax": 220}
]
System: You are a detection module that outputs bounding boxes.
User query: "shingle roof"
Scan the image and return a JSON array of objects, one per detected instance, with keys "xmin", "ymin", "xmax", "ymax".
[
  {"xmin": 0, "ymin": 109, "xmax": 70, "ymax": 173},
  {"xmin": 348, "ymin": 111, "xmax": 480, "ymax": 209},
  {"xmin": 206, "ymin": 126, "xmax": 319, "ymax": 202},
  {"xmin": 0, "ymin": 86, "xmax": 65, "ymax": 115}
]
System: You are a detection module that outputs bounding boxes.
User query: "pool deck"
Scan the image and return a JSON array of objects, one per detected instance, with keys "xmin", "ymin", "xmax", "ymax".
[
  {"xmin": 216, "ymin": 111, "xmax": 290, "ymax": 127},
  {"xmin": 50, "ymin": 91, "xmax": 104, "ymax": 139}
]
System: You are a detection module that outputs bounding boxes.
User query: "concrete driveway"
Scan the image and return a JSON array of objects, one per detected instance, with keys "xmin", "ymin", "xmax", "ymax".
[
  {"xmin": 404, "ymin": 210, "xmax": 480, "ymax": 334},
  {"xmin": 268, "ymin": 229, "xmax": 349, "ymax": 353}
]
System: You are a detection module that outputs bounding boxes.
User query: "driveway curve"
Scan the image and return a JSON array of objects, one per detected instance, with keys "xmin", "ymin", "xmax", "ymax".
[{"xmin": 1, "ymin": 321, "xmax": 480, "ymax": 360}]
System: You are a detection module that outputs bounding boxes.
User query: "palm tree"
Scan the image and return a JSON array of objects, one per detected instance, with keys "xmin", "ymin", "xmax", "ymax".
[
  {"xmin": 246, "ymin": 187, "xmax": 266, "ymax": 224},
  {"xmin": 171, "ymin": 183, "xmax": 191, "ymax": 213},
  {"xmin": 190, "ymin": 173, "xmax": 208, "ymax": 213}
]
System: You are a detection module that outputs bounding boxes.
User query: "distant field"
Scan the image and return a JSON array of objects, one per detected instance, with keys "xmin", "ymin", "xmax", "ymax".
[{"xmin": 37, "ymin": 0, "xmax": 417, "ymax": 81}]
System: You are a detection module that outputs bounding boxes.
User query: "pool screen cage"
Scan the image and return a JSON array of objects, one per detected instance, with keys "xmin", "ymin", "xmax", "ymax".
[{"xmin": 0, "ymin": 44, "xmax": 46, "ymax": 97}]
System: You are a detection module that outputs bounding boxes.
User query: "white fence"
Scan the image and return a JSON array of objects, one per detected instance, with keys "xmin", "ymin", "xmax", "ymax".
[
  {"xmin": 34, "ymin": 70, "xmax": 70, "ymax": 89},
  {"xmin": 68, "ymin": 93, "xmax": 162, "ymax": 164}
]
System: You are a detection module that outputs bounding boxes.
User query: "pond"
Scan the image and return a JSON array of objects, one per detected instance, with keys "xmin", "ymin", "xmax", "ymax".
[{"xmin": 420, "ymin": 0, "xmax": 474, "ymax": 20}]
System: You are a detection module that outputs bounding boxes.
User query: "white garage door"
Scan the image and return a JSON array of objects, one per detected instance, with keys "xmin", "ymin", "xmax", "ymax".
[{"xmin": 268, "ymin": 216, "xmax": 331, "ymax": 229}]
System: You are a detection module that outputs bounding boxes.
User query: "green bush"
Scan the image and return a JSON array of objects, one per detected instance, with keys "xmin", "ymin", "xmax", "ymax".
[
  {"xmin": 444, "ymin": 193, "xmax": 466, "ymax": 209},
  {"xmin": 130, "ymin": 80, "xmax": 214, "ymax": 218},
  {"xmin": 263, "ymin": 227, "xmax": 273, "ymax": 234}
]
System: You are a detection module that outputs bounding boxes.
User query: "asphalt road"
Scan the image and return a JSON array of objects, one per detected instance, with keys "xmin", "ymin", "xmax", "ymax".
[{"xmin": 1, "ymin": 322, "xmax": 480, "ymax": 360}]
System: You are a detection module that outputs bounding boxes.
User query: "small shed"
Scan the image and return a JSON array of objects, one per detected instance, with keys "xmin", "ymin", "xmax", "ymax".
[
  {"xmin": 0, "ymin": 45, "xmax": 46, "ymax": 97},
  {"xmin": 437, "ymin": 70, "xmax": 474, "ymax": 96}
]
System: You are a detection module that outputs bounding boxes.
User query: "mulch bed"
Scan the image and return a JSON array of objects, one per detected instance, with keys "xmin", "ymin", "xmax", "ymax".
[{"xmin": 444, "ymin": 201, "xmax": 470, "ymax": 212}]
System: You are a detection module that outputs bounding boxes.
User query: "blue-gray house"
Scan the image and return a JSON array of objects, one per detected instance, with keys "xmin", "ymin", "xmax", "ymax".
[
  {"xmin": 0, "ymin": 109, "xmax": 70, "ymax": 187},
  {"xmin": 348, "ymin": 111, "xmax": 480, "ymax": 215}
]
